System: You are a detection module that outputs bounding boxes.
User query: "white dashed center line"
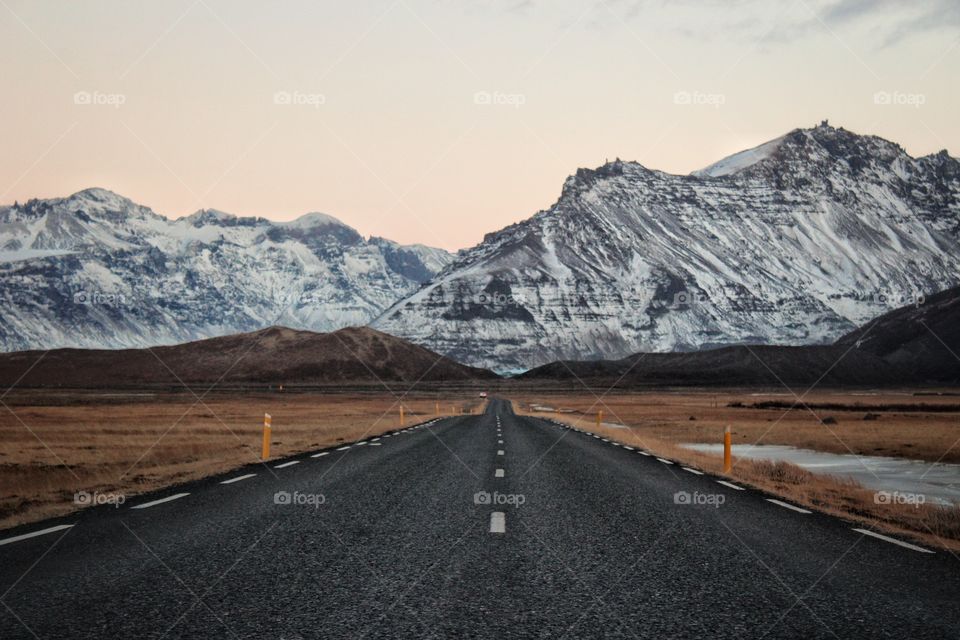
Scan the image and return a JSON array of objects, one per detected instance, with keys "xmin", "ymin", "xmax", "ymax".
[
  {"xmin": 637, "ymin": 451, "xmax": 651, "ymax": 456},
  {"xmin": 0, "ymin": 524, "xmax": 73, "ymax": 547},
  {"xmin": 766, "ymin": 499, "xmax": 811, "ymax": 514},
  {"xmin": 497, "ymin": 450, "xmax": 505, "ymax": 456},
  {"xmin": 681, "ymin": 467, "xmax": 704, "ymax": 475},
  {"xmin": 656, "ymin": 458, "xmax": 673, "ymax": 465},
  {"xmin": 495, "ymin": 469, "xmax": 505, "ymax": 478},
  {"xmin": 623, "ymin": 446, "xmax": 634, "ymax": 451},
  {"xmin": 131, "ymin": 493, "xmax": 190, "ymax": 510},
  {"xmin": 274, "ymin": 460, "xmax": 300, "ymax": 469},
  {"xmin": 498, "ymin": 439, "xmax": 504, "ymax": 444},
  {"xmin": 490, "ymin": 512, "xmax": 506, "ymax": 534},
  {"xmin": 337, "ymin": 446, "xmax": 351, "ymax": 450},
  {"xmin": 853, "ymin": 528, "xmax": 933, "ymax": 553},
  {"xmin": 311, "ymin": 452, "xmax": 330, "ymax": 458},
  {"xmin": 221, "ymin": 473, "xmax": 256, "ymax": 484},
  {"xmin": 716, "ymin": 480, "xmax": 744, "ymax": 491}
]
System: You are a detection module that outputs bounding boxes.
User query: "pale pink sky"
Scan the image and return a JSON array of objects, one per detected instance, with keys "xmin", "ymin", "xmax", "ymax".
[{"xmin": 1, "ymin": 0, "xmax": 958, "ymax": 250}]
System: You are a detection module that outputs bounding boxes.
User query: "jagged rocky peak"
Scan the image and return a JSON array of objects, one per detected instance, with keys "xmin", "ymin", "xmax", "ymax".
[
  {"xmin": 280, "ymin": 211, "xmax": 349, "ymax": 229},
  {"xmin": 561, "ymin": 157, "xmax": 651, "ymax": 197},
  {"xmin": 183, "ymin": 208, "xmax": 243, "ymax": 226},
  {"xmin": 694, "ymin": 121, "xmax": 937, "ymax": 184},
  {"xmin": 7, "ymin": 187, "xmax": 153, "ymax": 221},
  {"xmin": 62, "ymin": 187, "xmax": 137, "ymax": 209}
]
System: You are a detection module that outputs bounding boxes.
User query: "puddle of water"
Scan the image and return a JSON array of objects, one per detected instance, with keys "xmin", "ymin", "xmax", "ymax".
[{"xmin": 683, "ymin": 443, "xmax": 960, "ymax": 506}]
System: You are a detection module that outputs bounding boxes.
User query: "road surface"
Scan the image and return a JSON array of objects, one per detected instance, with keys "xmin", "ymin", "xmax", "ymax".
[{"xmin": 1, "ymin": 398, "xmax": 958, "ymax": 638}]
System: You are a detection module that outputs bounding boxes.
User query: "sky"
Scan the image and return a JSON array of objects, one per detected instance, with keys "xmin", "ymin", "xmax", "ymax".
[{"xmin": 1, "ymin": 0, "xmax": 958, "ymax": 250}]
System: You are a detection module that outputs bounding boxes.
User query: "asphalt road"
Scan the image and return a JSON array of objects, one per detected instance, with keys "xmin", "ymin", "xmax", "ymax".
[{"xmin": 1, "ymin": 398, "xmax": 958, "ymax": 639}]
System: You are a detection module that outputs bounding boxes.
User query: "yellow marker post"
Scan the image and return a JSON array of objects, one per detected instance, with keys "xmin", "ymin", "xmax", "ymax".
[
  {"xmin": 261, "ymin": 413, "xmax": 272, "ymax": 460},
  {"xmin": 723, "ymin": 426, "xmax": 732, "ymax": 473},
  {"xmin": 400, "ymin": 405, "xmax": 405, "ymax": 427},
  {"xmin": 596, "ymin": 410, "xmax": 603, "ymax": 428},
  {"xmin": 435, "ymin": 401, "xmax": 439, "ymax": 416}
]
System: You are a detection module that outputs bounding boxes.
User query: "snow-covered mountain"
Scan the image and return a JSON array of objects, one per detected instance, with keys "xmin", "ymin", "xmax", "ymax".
[
  {"xmin": 373, "ymin": 122, "xmax": 960, "ymax": 372},
  {"xmin": 0, "ymin": 188, "xmax": 453, "ymax": 351}
]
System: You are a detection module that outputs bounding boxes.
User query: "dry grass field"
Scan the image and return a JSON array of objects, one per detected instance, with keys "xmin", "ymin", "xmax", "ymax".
[
  {"xmin": 0, "ymin": 389, "xmax": 483, "ymax": 531},
  {"xmin": 516, "ymin": 389, "xmax": 960, "ymax": 463},
  {"xmin": 516, "ymin": 389, "xmax": 960, "ymax": 551},
  {"xmin": 5, "ymin": 386, "xmax": 959, "ymax": 550}
]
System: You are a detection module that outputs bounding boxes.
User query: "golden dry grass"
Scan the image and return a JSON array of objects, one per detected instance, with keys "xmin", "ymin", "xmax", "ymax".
[
  {"xmin": 0, "ymin": 390, "xmax": 483, "ymax": 531},
  {"xmin": 516, "ymin": 391, "xmax": 960, "ymax": 551},
  {"xmin": 518, "ymin": 390, "xmax": 960, "ymax": 462}
]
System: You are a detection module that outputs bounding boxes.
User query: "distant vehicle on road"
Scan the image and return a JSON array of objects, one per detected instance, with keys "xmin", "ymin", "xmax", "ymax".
[{"xmin": 479, "ymin": 392, "xmax": 488, "ymax": 398}]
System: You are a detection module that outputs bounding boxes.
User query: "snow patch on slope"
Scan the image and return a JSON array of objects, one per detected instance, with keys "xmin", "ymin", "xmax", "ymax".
[{"xmin": 693, "ymin": 135, "xmax": 785, "ymax": 178}]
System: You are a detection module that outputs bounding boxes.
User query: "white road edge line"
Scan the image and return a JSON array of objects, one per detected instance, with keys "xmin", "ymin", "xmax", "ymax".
[
  {"xmin": 637, "ymin": 451, "xmax": 651, "ymax": 456},
  {"xmin": 0, "ymin": 524, "xmax": 73, "ymax": 547},
  {"xmin": 717, "ymin": 480, "xmax": 745, "ymax": 491},
  {"xmin": 495, "ymin": 469, "xmax": 505, "ymax": 477},
  {"xmin": 221, "ymin": 473, "xmax": 257, "ymax": 484},
  {"xmin": 311, "ymin": 452, "xmax": 330, "ymax": 458},
  {"xmin": 490, "ymin": 512, "xmax": 506, "ymax": 534},
  {"xmin": 765, "ymin": 498, "xmax": 811, "ymax": 513},
  {"xmin": 656, "ymin": 458, "xmax": 673, "ymax": 465},
  {"xmin": 623, "ymin": 446, "xmax": 634, "ymax": 451},
  {"xmin": 274, "ymin": 461, "xmax": 300, "ymax": 469},
  {"xmin": 681, "ymin": 467, "xmax": 703, "ymax": 475},
  {"xmin": 853, "ymin": 528, "xmax": 934, "ymax": 553},
  {"xmin": 131, "ymin": 493, "xmax": 190, "ymax": 510}
]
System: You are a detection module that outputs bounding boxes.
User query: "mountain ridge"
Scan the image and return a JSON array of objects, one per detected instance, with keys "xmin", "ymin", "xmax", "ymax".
[
  {"xmin": 373, "ymin": 122, "xmax": 960, "ymax": 371},
  {"xmin": 0, "ymin": 189, "xmax": 454, "ymax": 352}
]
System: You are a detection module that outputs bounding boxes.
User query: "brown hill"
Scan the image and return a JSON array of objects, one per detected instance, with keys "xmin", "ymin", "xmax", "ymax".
[
  {"xmin": 516, "ymin": 345, "xmax": 897, "ymax": 387},
  {"xmin": 519, "ymin": 285, "xmax": 960, "ymax": 387},
  {"xmin": 0, "ymin": 326, "xmax": 498, "ymax": 388},
  {"xmin": 835, "ymin": 285, "xmax": 960, "ymax": 383}
]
